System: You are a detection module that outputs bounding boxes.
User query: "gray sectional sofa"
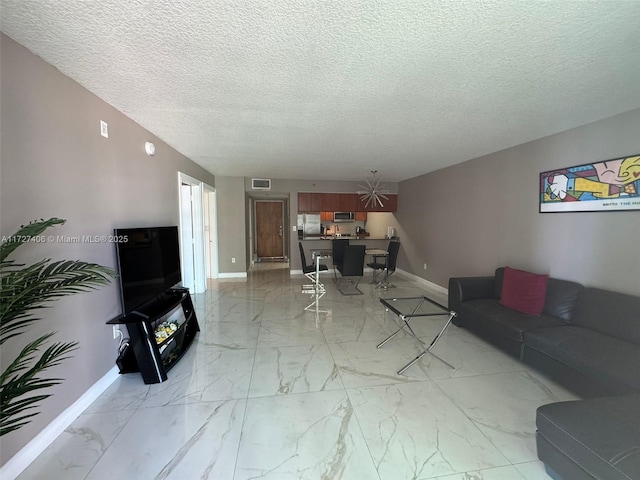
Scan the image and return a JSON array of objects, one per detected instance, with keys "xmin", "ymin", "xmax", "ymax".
[{"xmin": 448, "ymin": 268, "xmax": 640, "ymax": 480}]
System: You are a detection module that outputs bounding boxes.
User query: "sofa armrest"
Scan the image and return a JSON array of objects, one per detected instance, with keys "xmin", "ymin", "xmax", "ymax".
[{"xmin": 448, "ymin": 276, "xmax": 496, "ymax": 311}]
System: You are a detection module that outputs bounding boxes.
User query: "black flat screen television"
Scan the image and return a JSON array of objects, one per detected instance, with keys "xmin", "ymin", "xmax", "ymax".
[{"xmin": 114, "ymin": 226, "xmax": 182, "ymax": 314}]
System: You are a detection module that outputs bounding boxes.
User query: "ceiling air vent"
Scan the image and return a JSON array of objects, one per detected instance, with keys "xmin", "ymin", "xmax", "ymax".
[{"xmin": 252, "ymin": 178, "xmax": 271, "ymax": 190}]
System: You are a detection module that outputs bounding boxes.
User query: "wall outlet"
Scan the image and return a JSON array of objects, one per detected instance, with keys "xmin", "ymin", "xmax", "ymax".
[
  {"xmin": 112, "ymin": 325, "xmax": 119, "ymax": 339},
  {"xmin": 231, "ymin": 257, "xmax": 236, "ymax": 263},
  {"xmin": 292, "ymin": 225, "xmax": 297, "ymax": 232},
  {"xmin": 100, "ymin": 120, "xmax": 109, "ymax": 138},
  {"xmin": 423, "ymin": 263, "xmax": 427, "ymax": 270}
]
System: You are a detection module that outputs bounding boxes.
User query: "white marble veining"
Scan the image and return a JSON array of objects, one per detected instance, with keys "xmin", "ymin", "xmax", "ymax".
[
  {"xmin": 320, "ymin": 310, "xmax": 394, "ymax": 344},
  {"xmin": 86, "ymin": 400, "xmax": 245, "ymax": 480},
  {"xmin": 15, "ymin": 263, "xmax": 557, "ymax": 480},
  {"xmin": 235, "ymin": 391, "xmax": 378, "ymax": 479},
  {"xmin": 396, "ymin": 329, "xmax": 526, "ymax": 381},
  {"xmin": 515, "ymin": 461, "xmax": 555, "ymax": 480},
  {"xmin": 16, "ymin": 410, "xmax": 136, "ymax": 480},
  {"xmin": 198, "ymin": 321, "xmax": 261, "ymax": 349},
  {"xmin": 258, "ymin": 315, "xmax": 327, "ymax": 347},
  {"xmin": 330, "ymin": 340, "xmax": 433, "ymax": 389},
  {"xmin": 249, "ymin": 344, "xmax": 343, "ymax": 397},
  {"xmin": 436, "ymin": 371, "xmax": 577, "ymax": 464},
  {"xmin": 348, "ymin": 381, "xmax": 509, "ymax": 479},
  {"xmin": 138, "ymin": 344, "xmax": 255, "ymax": 406},
  {"xmin": 430, "ymin": 465, "xmax": 527, "ymax": 479}
]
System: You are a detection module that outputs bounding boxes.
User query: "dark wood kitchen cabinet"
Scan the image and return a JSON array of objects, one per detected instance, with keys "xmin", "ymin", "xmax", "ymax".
[
  {"xmin": 310, "ymin": 193, "xmax": 324, "ymax": 212},
  {"xmin": 298, "ymin": 192, "xmax": 397, "ymax": 213},
  {"xmin": 338, "ymin": 193, "xmax": 358, "ymax": 212},
  {"xmin": 298, "ymin": 193, "xmax": 312, "ymax": 212},
  {"xmin": 322, "ymin": 193, "xmax": 340, "ymax": 212}
]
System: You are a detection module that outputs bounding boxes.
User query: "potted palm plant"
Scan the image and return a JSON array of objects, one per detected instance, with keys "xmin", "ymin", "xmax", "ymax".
[{"xmin": 0, "ymin": 218, "xmax": 116, "ymax": 436}]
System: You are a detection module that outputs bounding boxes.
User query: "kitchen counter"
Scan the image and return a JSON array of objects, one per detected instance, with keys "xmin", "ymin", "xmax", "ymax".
[{"xmin": 300, "ymin": 236, "xmax": 391, "ymax": 241}]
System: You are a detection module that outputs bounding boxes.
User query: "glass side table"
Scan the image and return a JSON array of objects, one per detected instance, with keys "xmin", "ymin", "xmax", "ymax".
[{"xmin": 378, "ymin": 296, "xmax": 457, "ymax": 374}]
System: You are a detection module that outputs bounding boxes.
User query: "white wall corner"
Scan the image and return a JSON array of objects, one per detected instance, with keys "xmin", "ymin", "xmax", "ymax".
[{"xmin": 0, "ymin": 366, "xmax": 120, "ymax": 480}]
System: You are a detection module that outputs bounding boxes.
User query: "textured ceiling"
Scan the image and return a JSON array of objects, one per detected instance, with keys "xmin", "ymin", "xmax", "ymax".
[{"xmin": 2, "ymin": 1, "xmax": 640, "ymax": 182}]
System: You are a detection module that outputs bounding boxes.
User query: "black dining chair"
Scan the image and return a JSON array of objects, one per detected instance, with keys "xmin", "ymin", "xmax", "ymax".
[
  {"xmin": 331, "ymin": 239, "xmax": 350, "ymax": 282},
  {"xmin": 368, "ymin": 240, "xmax": 400, "ymax": 289},
  {"xmin": 299, "ymin": 242, "xmax": 328, "ymax": 283},
  {"xmin": 337, "ymin": 245, "xmax": 366, "ymax": 294}
]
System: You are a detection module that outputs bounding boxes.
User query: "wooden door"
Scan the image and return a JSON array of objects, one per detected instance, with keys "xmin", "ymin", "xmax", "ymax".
[{"xmin": 256, "ymin": 201, "xmax": 284, "ymax": 259}]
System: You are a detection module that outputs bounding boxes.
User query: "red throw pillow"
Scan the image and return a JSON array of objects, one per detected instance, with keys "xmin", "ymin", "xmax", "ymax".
[{"xmin": 499, "ymin": 266, "xmax": 549, "ymax": 316}]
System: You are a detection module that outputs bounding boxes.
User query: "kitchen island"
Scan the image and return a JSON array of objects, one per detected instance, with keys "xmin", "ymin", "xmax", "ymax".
[
  {"xmin": 300, "ymin": 235, "xmax": 391, "ymax": 244},
  {"xmin": 298, "ymin": 236, "xmax": 393, "ymax": 263}
]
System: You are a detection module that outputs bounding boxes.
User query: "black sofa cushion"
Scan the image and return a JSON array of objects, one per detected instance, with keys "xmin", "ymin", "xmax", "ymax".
[
  {"xmin": 542, "ymin": 278, "xmax": 583, "ymax": 322},
  {"xmin": 457, "ymin": 299, "xmax": 566, "ymax": 342},
  {"xmin": 571, "ymin": 288, "xmax": 640, "ymax": 344},
  {"xmin": 536, "ymin": 394, "xmax": 640, "ymax": 480},
  {"xmin": 524, "ymin": 326, "xmax": 640, "ymax": 393}
]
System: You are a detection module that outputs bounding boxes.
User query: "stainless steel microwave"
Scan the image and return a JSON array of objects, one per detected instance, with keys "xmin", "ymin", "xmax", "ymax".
[{"xmin": 334, "ymin": 212, "xmax": 355, "ymax": 222}]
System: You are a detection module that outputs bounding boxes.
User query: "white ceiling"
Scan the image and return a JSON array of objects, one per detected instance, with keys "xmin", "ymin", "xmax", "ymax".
[{"xmin": 2, "ymin": 1, "xmax": 640, "ymax": 182}]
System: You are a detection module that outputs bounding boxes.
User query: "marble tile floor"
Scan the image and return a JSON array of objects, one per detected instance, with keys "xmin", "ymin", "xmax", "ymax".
[{"xmin": 17, "ymin": 263, "xmax": 578, "ymax": 480}]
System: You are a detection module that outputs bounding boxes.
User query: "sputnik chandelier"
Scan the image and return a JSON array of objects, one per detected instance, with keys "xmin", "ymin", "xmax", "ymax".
[{"xmin": 358, "ymin": 170, "xmax": 389, "ymax": 208}]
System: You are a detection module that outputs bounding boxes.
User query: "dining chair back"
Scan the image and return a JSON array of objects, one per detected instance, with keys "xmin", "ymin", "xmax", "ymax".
[
  {"xmin": 386, "ymin": 240, "xmax": 400, "ymax": 273},
  {"xmin": 331, "ymin": 238, "xmax": 350, "ymax": 280},
  {"xmin": 367, "ymin": 240, "xmax": 400, "ymax": 288},
  {"xmin": 299, "ymin": 242, "xmax": 328, "ymax": 282},
  {"xmin": 337, "ymin": 245, "xmax": 366, "ymax": 294}
]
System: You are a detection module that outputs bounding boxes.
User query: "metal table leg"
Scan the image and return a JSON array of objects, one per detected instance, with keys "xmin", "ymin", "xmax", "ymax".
[
  {"xmin": 377, "ymin": 298, "xmax": 458, "ymax": 374},
  {"xmin": 397, "ymin": 311, "xmax": 457, "ymax": 374},
  {"xmin": 377, "ymin": 298, "xmax": 425, "ymax": 348}
]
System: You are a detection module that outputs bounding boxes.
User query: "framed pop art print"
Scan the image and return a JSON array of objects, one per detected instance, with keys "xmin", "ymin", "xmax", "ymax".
[{"xmin": 540, "ymin": 154, "xmax": 640, "ymax": 213}]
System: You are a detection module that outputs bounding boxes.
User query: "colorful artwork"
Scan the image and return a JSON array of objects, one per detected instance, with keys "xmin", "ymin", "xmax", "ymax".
[{"xmin": 540, "ymin": 154, "xmax": 640, "ymax": 212}]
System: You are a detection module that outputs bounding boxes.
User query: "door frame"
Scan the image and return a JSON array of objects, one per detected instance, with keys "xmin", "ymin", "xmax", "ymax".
[
  {"xmin": 204, "ymin": 186, "xmax": 219, "ymax": 280},
  {"xmin": 254, "ymin": 199, "xmax": 285, "ymax": 261},
  {"xmin": 178, "ymin": 172, "xmax": 216, "ymax": 293}
]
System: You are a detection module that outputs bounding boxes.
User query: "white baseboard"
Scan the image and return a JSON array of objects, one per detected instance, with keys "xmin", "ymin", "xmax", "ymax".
[
  {"xmin": 218, "ymin": 272, "xmax": 247, "ymax": 279},
  {"xmin": 396, "ymin": 268, "xmax": 448, "ymax": 295},
  {"xmin": 1, "ymin": 366, "xmax": 120, "ymax": 480}
]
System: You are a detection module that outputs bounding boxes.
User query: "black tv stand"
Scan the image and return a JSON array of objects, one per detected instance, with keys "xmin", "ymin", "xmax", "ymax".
[{"xmin": 107, "ymin": 288, "xmax": 200, "ymax": 384}]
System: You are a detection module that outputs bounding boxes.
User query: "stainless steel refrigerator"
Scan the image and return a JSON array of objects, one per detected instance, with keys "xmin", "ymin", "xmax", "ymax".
[{"xmin": 302, "ymin": 213, "xmax": 321, "ymax": 236}]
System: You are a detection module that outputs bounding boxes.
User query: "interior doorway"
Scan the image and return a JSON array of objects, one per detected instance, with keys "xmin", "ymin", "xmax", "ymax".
[
  {"xmin": 178, "ymin": 172, "xmax": 216, "ymax": 293},
  {"xmin": 204, "ymin": 187, "xmax": 219, "ymax": 280},
  {"xmin": 255, "ymin": 200, "xmax": 285, "ymax": 261}
]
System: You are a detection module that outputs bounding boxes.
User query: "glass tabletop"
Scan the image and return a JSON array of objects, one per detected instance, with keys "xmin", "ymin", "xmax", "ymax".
[{"xmin": 380, "ymin": 296, "xmax": 449, "ymax": 318}]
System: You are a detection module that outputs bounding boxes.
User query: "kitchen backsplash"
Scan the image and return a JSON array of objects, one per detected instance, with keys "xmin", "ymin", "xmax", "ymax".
[{"xmin": 322, "ymin": 221, "xmax": 366, "ymax": 235}]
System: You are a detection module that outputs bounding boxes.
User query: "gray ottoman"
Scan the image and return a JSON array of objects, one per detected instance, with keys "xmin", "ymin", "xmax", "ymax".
[{"xmin": 536, "ymin": 394, "xmax": 640, "ymax": 480}]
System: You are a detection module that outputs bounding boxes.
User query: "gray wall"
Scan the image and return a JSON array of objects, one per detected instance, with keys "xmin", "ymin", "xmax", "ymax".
[
  {"xmin": 216, "ymin": 176, "xmax": 248, "ymax": 274},
  {"xmin": 0, "ymin": 34, "xmax": 216, "ymax": 463},
  {"xmin": 396, "ymin": 108, "xmax": 640, "ymax": 296}
]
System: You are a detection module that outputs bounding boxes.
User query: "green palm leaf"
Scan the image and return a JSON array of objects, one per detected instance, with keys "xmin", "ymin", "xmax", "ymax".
[
  {"xmin": 1, "ymin": 259, "xmax": 115, "ymax": 345},
  {"xmin": 0, "ymin": 218, "xmax": 115, "ymax": 436},
  {"xmin": 0, "ymin": 218, "xmax": 65, "ymax": 262}
]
